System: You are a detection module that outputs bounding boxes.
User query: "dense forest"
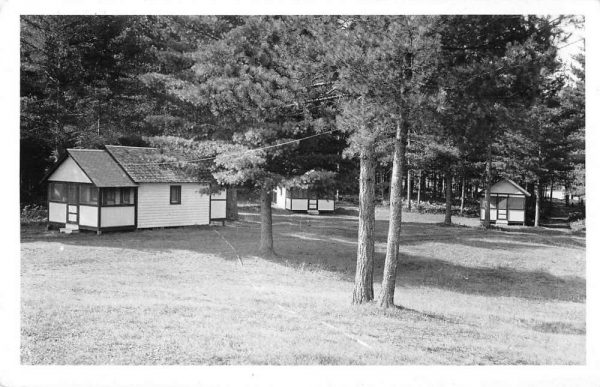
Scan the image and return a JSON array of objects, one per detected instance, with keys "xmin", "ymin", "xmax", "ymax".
[{"xmin": 20, "ymin": 16, "xmax": 585, "ymax": 304}]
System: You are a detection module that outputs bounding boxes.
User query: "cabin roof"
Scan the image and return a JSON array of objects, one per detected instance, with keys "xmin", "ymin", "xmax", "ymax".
[
  {"xmin": 105, "ymin": 145, "xmax": 213, "ymax": 183},
  {"xmin": 66, "ymin": 149, "xmax": 137, "ymax": 187},
  {"xmin": 490, "ymin": 178, "xmax": 531, "ymax": 197}
]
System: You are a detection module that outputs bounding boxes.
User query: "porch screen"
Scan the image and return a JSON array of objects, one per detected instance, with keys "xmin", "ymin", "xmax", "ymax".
[
  {"xmin": 49, "ymin": 182, "xmax": 67, "ymax": 202},
  {"xmin": 508, "ymin": 196, "xmax": 525, "ymax": 210},
  {"xmin": 79, "ymin": 185, "xmax": 98, "ymax": 205}
]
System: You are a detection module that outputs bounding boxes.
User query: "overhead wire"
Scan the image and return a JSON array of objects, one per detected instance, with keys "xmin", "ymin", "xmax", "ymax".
[{"xmin": 120, "ymin": 128, "xmax": 342, "ymax": 166}]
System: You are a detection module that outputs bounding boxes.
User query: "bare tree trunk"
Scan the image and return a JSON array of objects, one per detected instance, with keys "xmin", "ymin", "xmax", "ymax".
[
  {"xmin": 406, "ymin": 169, "xmax": 412, "ymax": 211},
  {"xmin": 378, "ymin": 119, "xmax": 408, "ymax": 308},
  {"xmin": 444, "ymin": 170, "xmax": 453, "ymax": 225},
  {"xmin": 353, "ymin": 144, "xmax": 376, "ymax": 304},
  {"xmin": 534, "ymin": 180, "xmax": 541, "ymax": 227},
  {"xmin": 460, "ymin": 174, "xmax": 466, "ymax": 216},
  {"xmin": 226, "ymin": 187, "xmax": 238, "ymax": 220},
  {"xmin": 417, "ymin": 170, "xmax": 422, "ymax": 205},
  {"xmin": 482, "ymin": 142, "xmax": 492, "ymax": 228},
  {"xmin": 259, "ymin": 185, "xmax": 274, "ymax": 256}
]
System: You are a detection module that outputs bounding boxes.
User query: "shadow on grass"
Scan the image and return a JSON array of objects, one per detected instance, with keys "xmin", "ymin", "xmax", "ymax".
[{"xmin": 21, "ymin": 215, "xmax": 585, "ymax": 304}]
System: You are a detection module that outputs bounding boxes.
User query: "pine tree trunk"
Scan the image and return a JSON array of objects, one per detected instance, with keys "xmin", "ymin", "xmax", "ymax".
[
  {"xmin": 353, "ymin": 144, "xmax": 376, "ymax": 304},
  {"xmin": 534, "ymin": 181, "xmax": 541, "ymax": 227},
  {"xmin": 482, "ymin": 142, "xmax": 492, "ymax": 228},
  {"xmin": 378, "ymin": 119, "xmax": 408, "ymax": 308},
  {"xmin": 417, "ymin": 170, "xmax": 422, "ymax": 205},
  {"xmin": 460, "ymin": 175, "xmax": 465, "ymax": 216},
  {"xmin": 406, "ymin": 169, "xmax": 412, "ymax": 211},
  {"xmin": 444, "ymin": 170, "xmax": 453, "ymax": 225},
  {"xmin": 226, "ymin": 187, "xmax": 238, "ymax": 220},
  {"xmin": 259, "ymin": 185, "xmax": 275, "ymax": 256}
]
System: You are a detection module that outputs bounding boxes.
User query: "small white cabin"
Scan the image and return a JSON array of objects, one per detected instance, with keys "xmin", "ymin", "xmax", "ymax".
[
  {"xmin": 272, "ymin": 186, "xmax": 335, "ymax": 213},
  {"xmin": 43, "ymin": 145, "xmax": 227, "ymax": 233},
  {"xmin": 480, "ymin": 178, "xmax": 530, "ymax": 225}
]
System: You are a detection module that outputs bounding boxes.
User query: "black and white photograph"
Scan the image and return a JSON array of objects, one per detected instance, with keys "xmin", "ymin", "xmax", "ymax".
[{"xmin": 1, "ymin": 1, "xmax": 598, "ymax": 386}]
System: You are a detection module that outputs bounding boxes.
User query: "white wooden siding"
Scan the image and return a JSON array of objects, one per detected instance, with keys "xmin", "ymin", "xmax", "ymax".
[
  {"xmin": 101, "ymin": 206, "xmax": 135, "ymax": 227},
  {"xmin": 317, "ymin": 199, "xmax": 335, "ymax": 211},
  {"xmin": 285, "ymin": 197, "xmax": 292, "ymax": 210},
  {"xmin": 79, "ymin": 205, "xmax": 98, "ymax": 227},
  {"xmin": 480, "ymin": 209, "xmax": 498, "ymax": 221},
  {"xmin": 290, "ymin": 199, "xmax": 308, "ymax": 211},
  {"xmin": 137, "ymin": 183, "xmax": 210, "ymax": 228},
  {"xmin": 49, "ymin": 202, "xmax": 66, "ymax": 223},
  {"xmin": 508, "ymin": 210, "xmax": 525, "ymax": 222},
  {"xmin": 274, "ymin": 186, "xmax": 287, "ymax": 209},
  {"xmin": 210, "ymin": 200, "xmax": 226, "ymax": 219},
  {"xmin": 47, "ymin": 157, "xmax": 91, "ymax": 183}
]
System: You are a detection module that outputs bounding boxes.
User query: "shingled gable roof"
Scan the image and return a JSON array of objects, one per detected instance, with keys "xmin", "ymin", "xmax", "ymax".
[
  {"xmin": 66, "ymin": 149, "xmax": 137, "ymax": 187},
  {"xmin": 105, "ymin": 145, "xmax": 213, "ymax": 183}
]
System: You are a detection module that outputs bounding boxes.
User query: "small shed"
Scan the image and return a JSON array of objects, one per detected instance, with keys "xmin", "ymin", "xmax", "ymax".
[
  {"xmin": 480, "ymin": 178, "xmax": 531, "ymax": 225},
  {"xmin": 272, "ymin": 186, "xmax": 335, "ymax": 213},
  {"xmin": 43, "ymin": 145, "xmax": 227, "ymax": 233}
]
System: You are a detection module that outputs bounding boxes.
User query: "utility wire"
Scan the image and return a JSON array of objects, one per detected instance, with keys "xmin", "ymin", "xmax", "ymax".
[{"xmin": 120, "ymin": 129, "xmax": 341, "ymax": 166}]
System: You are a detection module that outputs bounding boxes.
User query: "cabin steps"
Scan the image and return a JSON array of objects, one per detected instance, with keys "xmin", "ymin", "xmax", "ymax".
[
  {"xmin": 307, "ymin": 210, "xmax": 320, "ymax": 215},
  {"xmin": 60, "ymin": 224, "xmax": 80, "ymax": 234}
]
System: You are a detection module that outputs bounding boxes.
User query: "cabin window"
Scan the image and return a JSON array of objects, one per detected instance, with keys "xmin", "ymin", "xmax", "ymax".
[
  {"xmin": 121, "ymin": 188, "xmax": 134, "ymax": 204},
  {"xmin": 272, "ymin": 190, "xmax": 277, "ymax": 203},
  {"xmin": 290, "ymin": 189, "xmax": 308, "ymax": 199},
  {"xmin": 68, "ymin": 184, "xmax": 78, "ymax": 203},
  {"xmin": 508, "ymin": 196, "xmax": 525, "ymax": 210},
  {"xmin": 79, "ymin": 185, "xmax": 98, "ymax": 205},
  {"xmin": 49, "ymin": 182, "xmax": 67, "ymax": 202},
  {"xmin": 103, "ymin": 188, "xmax": 117, "ymax": 205},
  {"xmin": 170, "ymin": 185, "xmax": 181, "ymax": 204}
]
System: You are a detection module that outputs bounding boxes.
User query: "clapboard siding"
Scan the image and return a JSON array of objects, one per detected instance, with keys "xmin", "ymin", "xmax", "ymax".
[{"xmin": 137, "ymin": 183, "xmax": 210, "ymax": 228}]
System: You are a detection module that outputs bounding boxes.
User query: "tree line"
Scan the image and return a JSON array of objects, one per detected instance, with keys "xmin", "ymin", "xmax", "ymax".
[{"xmin": 21, "ymin": 15, "xmax": 585, "ymax": 307}]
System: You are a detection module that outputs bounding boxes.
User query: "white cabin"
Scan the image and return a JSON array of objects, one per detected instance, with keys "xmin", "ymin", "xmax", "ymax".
[
  {"xmin": 44, "ymin": 145, "xmax": 227, "ymax": 234},
  {"xmin": 480, "ymin": 178, "xmax": 530, "ymax": 225},
  {"xmin": 272, "ymin": 186, "xmax": 335, "ymax": 213}
]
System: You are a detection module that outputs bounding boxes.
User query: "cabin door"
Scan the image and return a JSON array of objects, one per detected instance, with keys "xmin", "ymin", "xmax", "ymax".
[
  {"xmin": 308, "ymin": 191, "xmax": 318, "ymax": 210},
  {"xmin": 66, "ymin": 183, "xmax": 79, "ymax": 225},
  {"xmin": 497, "ymin": 196, "xmax": 508, "ymax": 220}
]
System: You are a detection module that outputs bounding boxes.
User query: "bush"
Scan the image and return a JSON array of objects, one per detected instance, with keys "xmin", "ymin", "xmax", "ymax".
[
  {"xmin": 21, "ymin": 204, "xmax": 47, "ymax": 224},
  {"xmin": 406, "ymin": 200, "xmax": 479, "ymax": 217}
]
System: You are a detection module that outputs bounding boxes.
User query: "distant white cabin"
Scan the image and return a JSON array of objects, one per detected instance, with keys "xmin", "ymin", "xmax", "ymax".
[
  {"xmin": 43, "ymin": 145, "xmax": 227, "ymax": 234},
  {"xmin": 272, "ymin": 186, "xmax": 335, "ymax": 213},
  {"xmin": 480, "ymin": 178, "xmax": 530, "ymax": 225}
]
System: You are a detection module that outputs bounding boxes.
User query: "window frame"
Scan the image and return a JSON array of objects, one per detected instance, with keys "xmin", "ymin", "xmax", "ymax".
[
  {"xmin": 79, "ymin": 184, "xmax": 99, "ymax": 205},
  {"xmin": 48, "ymin": 182, "xmax": 67, "ymax": 203},
  {"xmin": 170, "ymin": 185, "xmax": 182, "ymax": 205}
]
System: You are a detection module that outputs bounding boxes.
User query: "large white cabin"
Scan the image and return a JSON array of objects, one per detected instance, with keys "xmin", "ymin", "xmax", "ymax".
[{"xmin": 44, "ymin": 145, "xmax": 227, "ymax": 233}]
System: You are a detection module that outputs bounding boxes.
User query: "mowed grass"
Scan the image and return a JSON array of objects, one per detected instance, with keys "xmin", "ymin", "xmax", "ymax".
[{"xmin": 20, "ymin": 207, "xmax": 586, "ymax": 365}]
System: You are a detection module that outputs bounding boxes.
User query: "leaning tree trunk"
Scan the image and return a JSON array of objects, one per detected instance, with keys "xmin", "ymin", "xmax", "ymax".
[
  {"xmin": 534, "ymin": 180, "xmax": 541, "ymax": 227},
  {"xmin": 226, "ymin": 187, "xmax": 238, "ymax": 220},
  {"xmin": 444, "ymin": 170, "xmax": 453, "ymax": 225},
  {"xmin": 352, "ymin": 144, "xmax": 376, "ymax": 304},
  {"xmin": 259, "ymin": 185, "xmax": 275, "ymax": 256},
  {"xmin": 482, "ymin": 142, "xmax": 492, "ymax": 229},
  {"xmin": 378, "ymin": 119, "xmax": 408, "ymax": 308}
]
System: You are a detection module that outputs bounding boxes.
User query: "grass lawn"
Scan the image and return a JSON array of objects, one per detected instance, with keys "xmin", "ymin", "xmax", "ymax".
[{"xmin": 20, "ymin": 206, "xmax": 586, "ymax": 365}]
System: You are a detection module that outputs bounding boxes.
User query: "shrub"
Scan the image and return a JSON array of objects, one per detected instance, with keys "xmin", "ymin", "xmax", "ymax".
[{"xmin": 21, "ymin": 204, "xmax": 47, "ymax": 224}]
